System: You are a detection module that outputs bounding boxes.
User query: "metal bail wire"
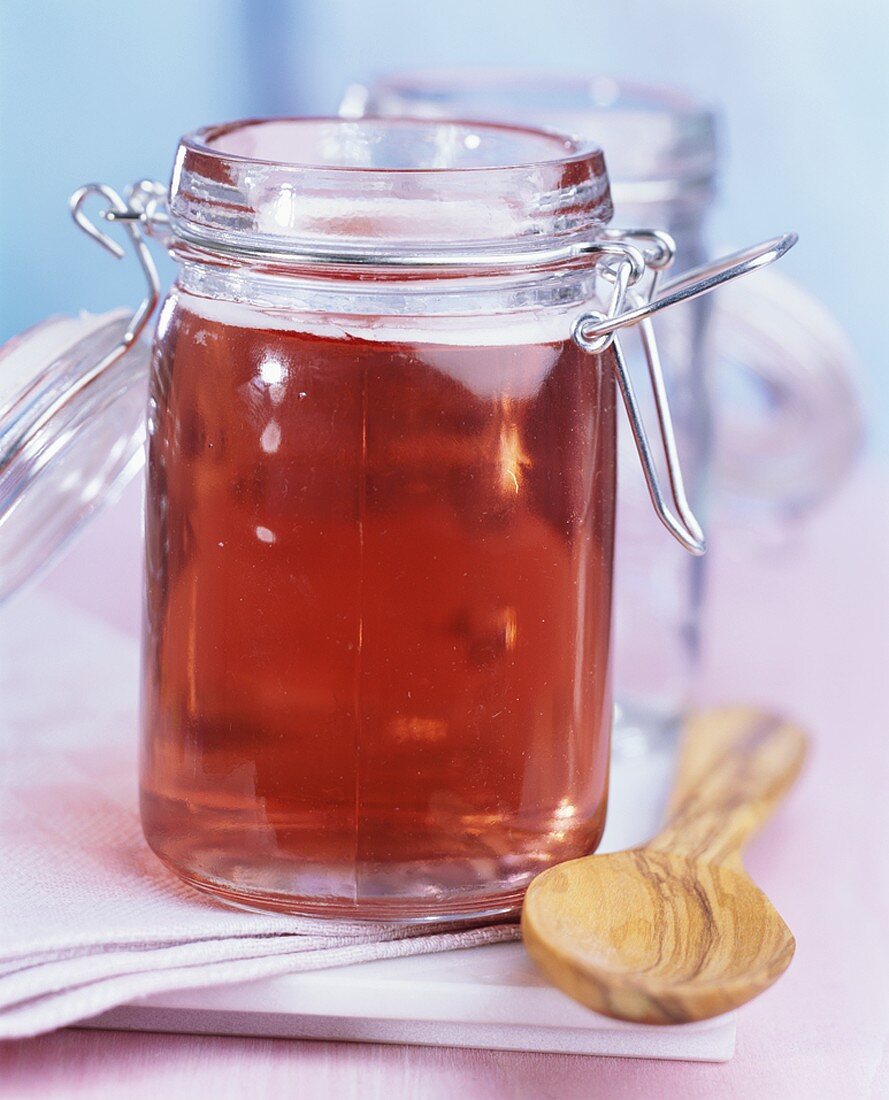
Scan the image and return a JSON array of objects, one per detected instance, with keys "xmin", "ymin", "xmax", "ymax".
[
  {"xmin": 19, "ymin": 183, "xmax": 165, "ymax": 458},
  {"xmin": 11, "ymin": 184, "xmax": 162, "ymax": 471},
  {"xmin": 69, "ymin": 182, "xmax": 161, "ymax": 344},
  {"xmin": 572, "ymin": 231, "xmax": 798, "ymax": 555}
]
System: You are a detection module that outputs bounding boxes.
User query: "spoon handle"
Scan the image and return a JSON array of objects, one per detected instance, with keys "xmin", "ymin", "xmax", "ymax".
[{"xmin": 648, "ymin": 708, "xmax": 807, "ymax": 865}]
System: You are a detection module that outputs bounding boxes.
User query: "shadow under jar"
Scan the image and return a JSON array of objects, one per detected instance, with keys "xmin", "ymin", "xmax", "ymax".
[{"xmin": 139, "ymin": 118, "xmax": 619, "ymax": 921}]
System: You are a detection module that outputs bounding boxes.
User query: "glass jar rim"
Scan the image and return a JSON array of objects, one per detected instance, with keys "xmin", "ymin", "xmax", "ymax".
[
  {"xmin": 168, "ymin": 116, "xmax": 613, "ymax": 267},
  {"xmin": 181, "ymin": 114, "xmax": 607, "ymax": 174}
]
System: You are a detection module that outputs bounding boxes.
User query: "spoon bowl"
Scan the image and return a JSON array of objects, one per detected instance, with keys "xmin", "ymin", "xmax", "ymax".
[
  {"xmin": 522, "ymin": 709, "xmax": 806, "ymax": 1025},
  {"xmin": 524, "ymin": 848, "xmax": 796, "ymax": 1024}
]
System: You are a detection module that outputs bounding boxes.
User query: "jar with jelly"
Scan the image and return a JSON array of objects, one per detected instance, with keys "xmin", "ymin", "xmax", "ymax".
[{"xmin": 0, "ymin": 116, "xmax": 794, "ymax": 920}]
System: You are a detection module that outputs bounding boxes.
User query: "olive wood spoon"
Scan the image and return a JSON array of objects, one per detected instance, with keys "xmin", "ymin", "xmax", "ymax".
[{"xmin": 522, "ymin": 707, "xmax": 806, "ymax": 1025}]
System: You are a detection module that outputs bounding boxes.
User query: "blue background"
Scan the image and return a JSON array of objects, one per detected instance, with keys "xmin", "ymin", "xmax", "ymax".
[{"xmin": 2, "ymin": 0, "xmax": 887, "ymax": 445}]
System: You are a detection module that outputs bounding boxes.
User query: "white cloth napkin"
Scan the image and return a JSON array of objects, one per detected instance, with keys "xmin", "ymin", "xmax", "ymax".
[{"xmin": 0, "ymin": 592, "xmax": 518, "ymax": 1040}]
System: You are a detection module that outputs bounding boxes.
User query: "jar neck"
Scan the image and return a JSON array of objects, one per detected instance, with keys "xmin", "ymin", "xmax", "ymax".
[
  {"xmin": 173, "ymin": 249, "xmax": 602, "ymax": 324},
  {"xmin": 169, "ymin": 118, "xmax": 613, "ymax": 269}
]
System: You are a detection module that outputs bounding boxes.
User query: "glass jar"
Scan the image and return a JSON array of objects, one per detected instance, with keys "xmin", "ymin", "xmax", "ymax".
[
  {"xmin": 357, "ymin": 71, "xmax": 861, "ymax": 752},
  {"xmin": 0, "ymin": 116, "xmax": 794, "ymax": 921},
  {"xmin": 144, "ymin": 117, "xmax": 622, "ymax": 921}
]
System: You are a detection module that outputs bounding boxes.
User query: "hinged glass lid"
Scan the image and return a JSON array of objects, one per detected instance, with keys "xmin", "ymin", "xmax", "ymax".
[
  {"xmin": 0, "ymin": 184, "xmax": 158, "ymax": 602},
  {"xmin": 0, "ymin": 312, "xmax": 150, "ymax": 602}
]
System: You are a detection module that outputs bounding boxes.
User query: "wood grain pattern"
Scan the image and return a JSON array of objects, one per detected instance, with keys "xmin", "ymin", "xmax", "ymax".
[{"xmin": 522, "ymin": 708, "xmax": 807, "ymax": 1025}]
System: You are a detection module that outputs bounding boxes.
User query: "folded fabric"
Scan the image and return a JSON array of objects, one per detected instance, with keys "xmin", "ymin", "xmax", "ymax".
[{"xmin": 0, "ymin": 593, "xmax": 518, "ymax": 1040}]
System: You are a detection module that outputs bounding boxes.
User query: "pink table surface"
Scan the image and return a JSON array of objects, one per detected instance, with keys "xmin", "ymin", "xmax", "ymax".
[{"xmin": 2, "ymin": 462, "xmax": 888, "ymax": 1099}]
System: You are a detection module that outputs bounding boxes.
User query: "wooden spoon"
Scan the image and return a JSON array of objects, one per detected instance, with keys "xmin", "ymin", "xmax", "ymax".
[{"xmin": 522, "ymin": 708, "xmax": 806, "ymax": 1025}]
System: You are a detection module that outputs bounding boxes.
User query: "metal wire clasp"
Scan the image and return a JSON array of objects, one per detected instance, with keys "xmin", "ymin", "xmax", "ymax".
[
  {"xmin": 10, "ymin": 184, "xmax": 166, "ymax": 471},
  {"xmin": 573, "ymin": 231, "xmax": 798, "ymax": 554},
  {"xmin": 67, "ymin": 181, "xmax": 162, "ymax": 379}
]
